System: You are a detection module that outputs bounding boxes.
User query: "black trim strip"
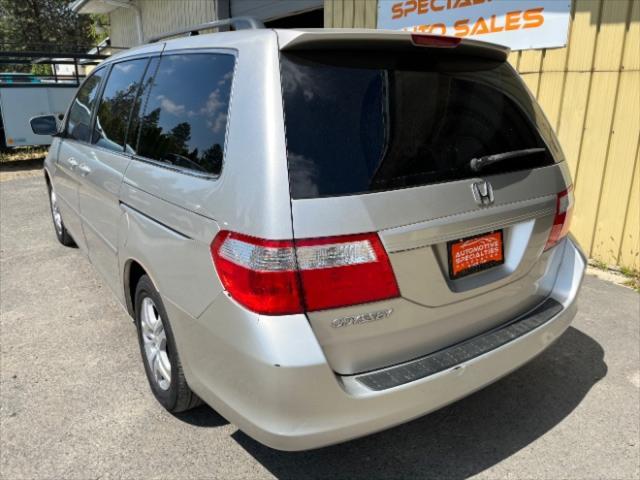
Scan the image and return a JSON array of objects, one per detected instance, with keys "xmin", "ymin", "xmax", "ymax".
[
  {"xmin": 355, "ymin": 298, "xmax": 564, "ymax": 391},
  {"xmin": 130, "ymin": 154, "xmax": 220, "ymax": 180},
  {"xmin": 120, "ymin": 202, "xmax": 192, "ymax": 240}
]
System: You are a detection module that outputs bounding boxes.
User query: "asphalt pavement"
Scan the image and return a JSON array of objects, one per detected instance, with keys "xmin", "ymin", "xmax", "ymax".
[{"xmin": 1, "ymin": 175, "xmax": 639, "ymax": 479}]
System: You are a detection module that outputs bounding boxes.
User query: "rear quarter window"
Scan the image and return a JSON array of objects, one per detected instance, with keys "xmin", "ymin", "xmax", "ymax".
[
  {"xmin": 281, "ymin": 50, "xmax": 561, "ymax": 199},
  {"xmin": 134, "ymin": 53, "xmax": 235, "ymax": 176}
]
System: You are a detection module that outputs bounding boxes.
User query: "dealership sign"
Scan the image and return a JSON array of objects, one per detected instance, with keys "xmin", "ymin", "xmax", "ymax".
[{"xmin": 377, "ymin": 0, "xmax": 572, "ymax": 51}]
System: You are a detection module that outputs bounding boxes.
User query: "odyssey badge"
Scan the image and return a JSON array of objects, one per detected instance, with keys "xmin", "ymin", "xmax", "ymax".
[{"xmin": 331, "ymin": 308, "xmax": 394, "ymax": 329}]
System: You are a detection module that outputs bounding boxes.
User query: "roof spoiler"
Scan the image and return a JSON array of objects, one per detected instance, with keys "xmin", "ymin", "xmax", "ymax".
[{"xmin": 277, "ymin": 29, "xmax": 510, "ymax": 62}]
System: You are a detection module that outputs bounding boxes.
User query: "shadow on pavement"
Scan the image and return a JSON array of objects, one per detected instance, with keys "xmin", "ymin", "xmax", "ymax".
[
  {"xmin": 228, "ymin": 326, "xmax": 606, "ymax": 479},
  {"xmin": 0, "ymin": 158, "xmax": 44, "ymax": 181},
  {"xmin": 174, "ymin": 404, "xmax": 229, "ymax": 428},
  {"xmin": 0, "ymin": 157, "xmax": 44, "ymax": 172}
]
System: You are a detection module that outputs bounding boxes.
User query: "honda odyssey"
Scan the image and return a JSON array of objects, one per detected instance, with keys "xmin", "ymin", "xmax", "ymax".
[{"xmin": 31, "ymin": 18, "xmax": 586, "ymax": 451}]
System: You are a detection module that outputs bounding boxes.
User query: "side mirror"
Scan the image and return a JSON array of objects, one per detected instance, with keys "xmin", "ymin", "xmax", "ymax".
[{"xmin": 30, "ymin": 115, "xmax": 59, "ymax": 136}]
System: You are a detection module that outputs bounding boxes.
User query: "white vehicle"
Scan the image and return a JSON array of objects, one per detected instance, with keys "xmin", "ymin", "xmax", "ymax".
[{"xmin": 0, "ymin": 82, "xmax": 75, "ymax": 148}]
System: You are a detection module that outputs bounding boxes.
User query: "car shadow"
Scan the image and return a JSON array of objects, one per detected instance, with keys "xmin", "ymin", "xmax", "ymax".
[
  {"xmin": 174, "ymin": 404, "xmax": 230, "ymax": 428},
  {"xmin": 227, "ymin": 326, "xmax": 606, "ymax": 479}
]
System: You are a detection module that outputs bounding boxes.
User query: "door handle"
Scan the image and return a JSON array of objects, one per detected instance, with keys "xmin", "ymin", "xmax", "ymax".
[
  {"xmin": 78, "ymin": 164, "xmax": 92, "ymax": 176},
  {"xmin": 67, "ymin": 157, "xmax": 78, "ymax": 169}
]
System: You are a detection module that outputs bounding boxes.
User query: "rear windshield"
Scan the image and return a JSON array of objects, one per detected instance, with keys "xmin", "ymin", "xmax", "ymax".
[{"xmin": 281, "ymin": 50, "xmax": 562, "ymax": 199}]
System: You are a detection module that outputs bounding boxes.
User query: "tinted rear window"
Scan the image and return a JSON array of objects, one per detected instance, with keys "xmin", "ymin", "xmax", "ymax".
[
  {"xmin": 135, "ymin": 53, "xmax": 235, "ymax": 176},
  {"xmin": 281, "ymin": 51, "xmax": 561, "ymax": 199}
]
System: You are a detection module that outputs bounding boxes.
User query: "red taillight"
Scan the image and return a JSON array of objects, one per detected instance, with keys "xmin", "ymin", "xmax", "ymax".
[
  {"xmin": 545, "ymin": 187, "xmax": 574, "ymax": 251},
  {"xmin": 411, "ymin": 34, "xmax": 461, "ymax": 48},
  {"xmin": 211, "ymin": 231, "xmax": 302, "ymax": 315},
  {"xmin": 296, "ymin": 233, "xmax": 400, "ymax": 312},
  {"xmin": 211, "ymin": 231, "xmax": 400, "ymax": 315}
]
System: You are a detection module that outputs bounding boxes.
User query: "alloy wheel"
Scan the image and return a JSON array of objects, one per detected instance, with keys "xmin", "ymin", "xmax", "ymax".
[{"xmin": 140, "ymin": 297, "xmax": 172, "ymax": 391}]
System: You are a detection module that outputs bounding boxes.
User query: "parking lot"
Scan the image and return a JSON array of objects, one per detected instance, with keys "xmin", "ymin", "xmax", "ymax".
[{"xmin": 1, "ymin": 173, "xmax": 639, "ymax": 480}]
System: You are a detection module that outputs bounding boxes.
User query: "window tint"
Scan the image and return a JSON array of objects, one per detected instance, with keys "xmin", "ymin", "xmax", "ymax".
[
  {"xmin": 127, "ymin": 57, "xmax": 160, "ymax": 154},
  {"xmin": 92, "ymin": 59, "xmax": 148, "ymax": 152},
  {"xmin": 66, "ymin": 69, "xmax": 105, "ymax": 142},
  {"xmin": 136, "ymin": 53, "xmax": 235, "ymax": 175},
  {"xmin": 282, "ymin": 51, "xmax": 559, "ymax": 199}
]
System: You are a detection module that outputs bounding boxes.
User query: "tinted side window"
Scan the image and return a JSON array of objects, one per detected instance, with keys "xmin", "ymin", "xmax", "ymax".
[
  {"xmin": 136, "ymin": 53, "xmax": 235, "ymax": 175},
  {"xmin": 66, "ymin": 69, "xmax": 105, "ymax": 142},
  {"xmin": 128, "ymin": 57, "xmax": 160, "ymax": 154},
  {"xmin": 92, "ymin": 59, "xmax": 148, "ymax": 152}
]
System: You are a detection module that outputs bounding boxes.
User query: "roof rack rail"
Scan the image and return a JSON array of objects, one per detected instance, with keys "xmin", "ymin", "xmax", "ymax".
[{"xmin": 147, "ymin": 16, "xmax": 264, "ymax": 44}]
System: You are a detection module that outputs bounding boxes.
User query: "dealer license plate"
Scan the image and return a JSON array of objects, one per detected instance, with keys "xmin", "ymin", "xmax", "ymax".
[{"xmin": 448, "ymin": 230, "xmax": 504, "ymax": 279}]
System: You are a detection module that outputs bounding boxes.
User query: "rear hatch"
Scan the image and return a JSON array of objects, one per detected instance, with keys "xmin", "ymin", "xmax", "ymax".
[{"xmin": 279, "ymin": 33, "xmax": 572, "ymax": 375}]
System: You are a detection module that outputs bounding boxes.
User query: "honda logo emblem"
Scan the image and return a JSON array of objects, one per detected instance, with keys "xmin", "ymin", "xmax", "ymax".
[{"xmin": 471, "ymin": 180, "xmax": 494, "ymax": 206}]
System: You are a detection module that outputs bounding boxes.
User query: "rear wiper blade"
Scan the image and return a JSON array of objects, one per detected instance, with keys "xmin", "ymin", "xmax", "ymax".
[{"xmin": 470, "ymin": 148, "xmax": 546, "ymax": 173}]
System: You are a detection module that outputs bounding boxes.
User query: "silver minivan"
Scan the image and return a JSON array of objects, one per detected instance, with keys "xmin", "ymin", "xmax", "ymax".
[{"xmin": 31, "ymin": 19, "xmax": 586, "ymax": 451}]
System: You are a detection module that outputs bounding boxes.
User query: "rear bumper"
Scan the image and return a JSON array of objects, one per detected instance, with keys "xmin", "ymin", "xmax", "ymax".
[{"xmin": 171, "ymin": 237, "xmax": 586, "ymax": 451}]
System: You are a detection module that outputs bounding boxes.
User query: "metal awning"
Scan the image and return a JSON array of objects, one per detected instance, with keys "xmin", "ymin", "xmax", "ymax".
[
  {"xmin": 70, "ymin": 0, "xmax": 143, "ymax": 44},
  {"xmin": 69, "ymin": 0, "xmax": 121, "ymax": 14}
]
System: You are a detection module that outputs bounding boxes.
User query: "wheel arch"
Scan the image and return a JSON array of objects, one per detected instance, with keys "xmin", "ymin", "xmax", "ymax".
[
  {"xmin": 123, "ymin": 258, "xmax": 152, "ymax": 318},
  {"xmin": 44, "ymin": 168, "xmax": 51, "ymax": 188}
]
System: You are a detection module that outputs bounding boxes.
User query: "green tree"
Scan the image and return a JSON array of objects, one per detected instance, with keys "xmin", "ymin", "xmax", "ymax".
[
  {"xmin": 201, "ymin": 144, "xmax": 223, "ymax": 173},
  {"xmin": 0, "ymin": 0, "xmax": 104, "ymax": 72},
  {"xmin": 170, "ymin": 122, "xmax": 192, "ymax": 155}
]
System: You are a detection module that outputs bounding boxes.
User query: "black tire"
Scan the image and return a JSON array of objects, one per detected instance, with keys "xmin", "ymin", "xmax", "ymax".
[
  {"xmin": 134, "ymin": 275, "xmax": 201, "ymax": 413},
  {"xmin": 47, "ymin": 183, "xmax": 75, "ymax": 247}
]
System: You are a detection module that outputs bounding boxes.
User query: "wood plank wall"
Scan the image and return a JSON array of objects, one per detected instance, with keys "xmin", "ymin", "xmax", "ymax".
[
  {"xmin": 110, "ymin": 0, "xmax": 218, "ymax": 47},
  {"xmin": 326, "ymin": 0, "xmax": 640, "ymax": 270}
]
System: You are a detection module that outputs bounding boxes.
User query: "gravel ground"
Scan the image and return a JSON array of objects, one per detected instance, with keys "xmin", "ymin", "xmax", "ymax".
[{"xmin": 1, "ymin": 175, "xmax": 639, "ymax": 480}]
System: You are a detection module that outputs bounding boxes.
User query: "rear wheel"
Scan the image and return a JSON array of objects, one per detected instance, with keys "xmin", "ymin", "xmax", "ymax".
[
  {"xmin": 134, "ymin": 275, "xmax": 201, "ymax": 412},
  {"xmin": 48, "ymin": 185, "xmax": 75, "ymax": 246}
]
